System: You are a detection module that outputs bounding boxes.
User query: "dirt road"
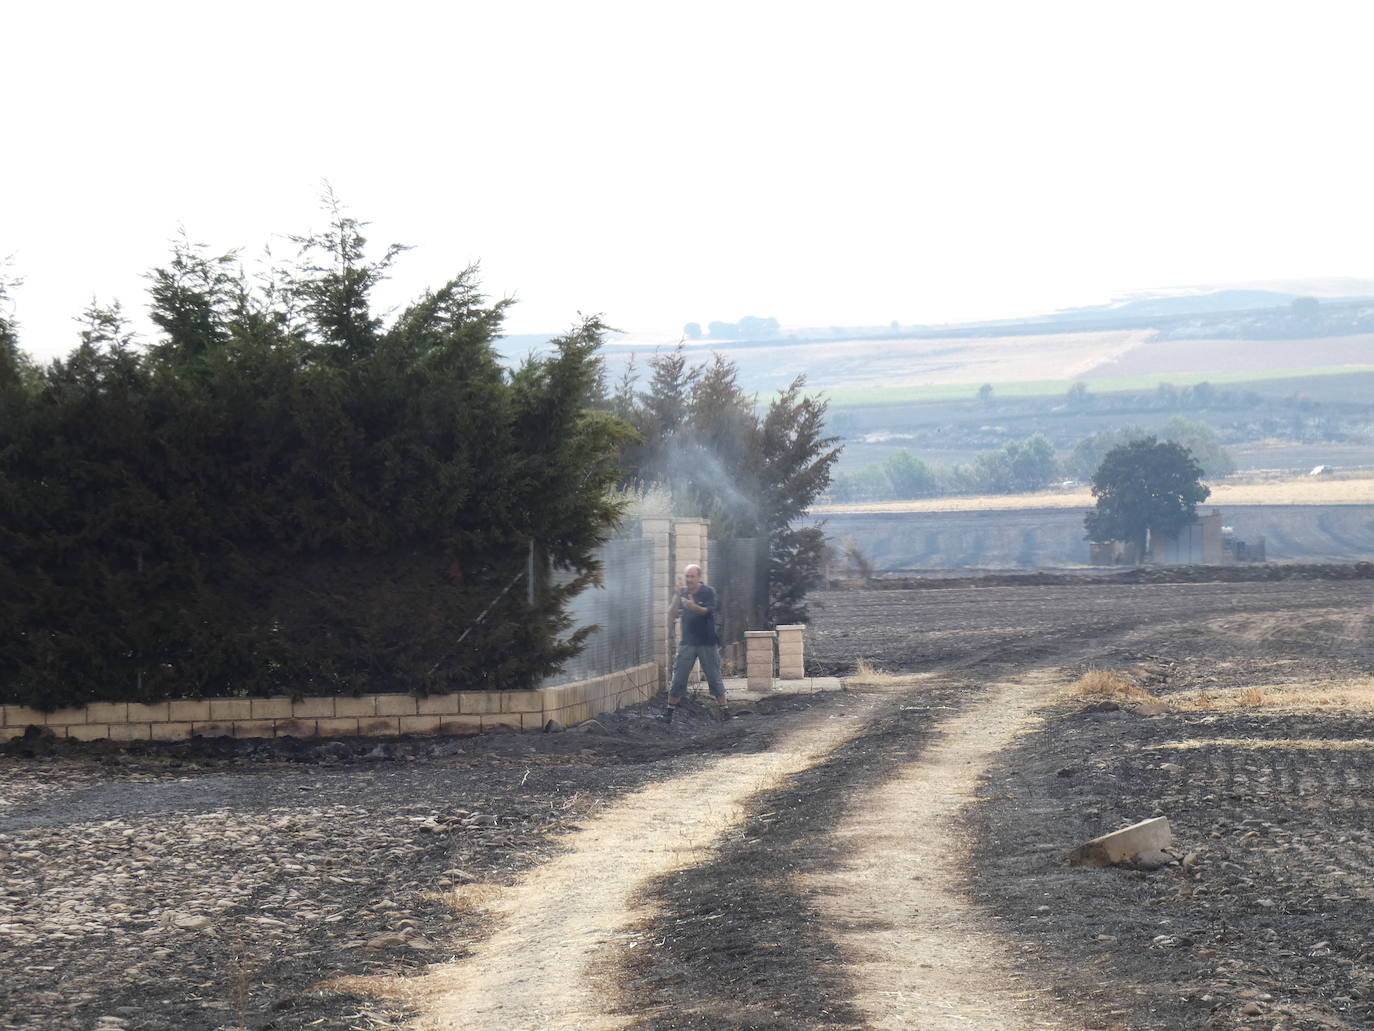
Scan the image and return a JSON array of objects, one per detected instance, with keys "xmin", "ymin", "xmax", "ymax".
[
  {"xmin": 6, "ymin": 574, "xmax": 1374, "ymax": 1031},
  {"xmin": 801, "ymin": 670, "xmax": 1067, "ymax": 1031},
  {"xmin": 404, "ymin": 691, "xmax": 893, "ymax": 1030},
  {"xmin": 393, "ymin": 670, "xmax": 1073, "ymax": 1031}
]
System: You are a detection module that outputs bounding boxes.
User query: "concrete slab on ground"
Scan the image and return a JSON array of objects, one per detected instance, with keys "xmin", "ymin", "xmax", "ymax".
[{"xmin": 719, "ymin": 676, "xmax": 845, "ymax": 704}]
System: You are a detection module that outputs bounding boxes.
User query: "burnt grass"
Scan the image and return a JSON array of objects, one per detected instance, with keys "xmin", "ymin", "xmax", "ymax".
[
  {"xmin": 971, "ymin": 669, "xmax": 1374, "ymax": 1031},
  {"xmin": 0, "ymin": 696, "xmax": 820, "ymax": 1031},
  {"xmin": 6, "ymin": 568, "xmax": 1374, "ymax": 1030},
  {"xmin": 807, "ymin": 570, "xmax": 1374, "ymax": 1031}
]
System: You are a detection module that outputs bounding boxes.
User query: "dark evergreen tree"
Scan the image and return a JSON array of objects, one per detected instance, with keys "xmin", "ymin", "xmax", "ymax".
[
  {"xmin": 146, "ymin": 231, "xmax": 238, "ymax": 369},
  {"xmin": 0, "ymin": 274, "xmax": 24, "ymax": 394},
  {"xmin": 0, "ymin": 212, "xmax": 632, "ymax": 708},
  {"xmin": 682, "ymin": 353, "xmax": 761, "ymax": 535},
  {"xmin": 611, "ymin": 352, "xmax": 841, "ymax": 625},
  {"xmin": 758, "ymin": 377, "xmax": 841, "ymax": 622}
]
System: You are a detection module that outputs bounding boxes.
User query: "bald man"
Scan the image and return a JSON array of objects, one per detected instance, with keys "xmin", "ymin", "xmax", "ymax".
[{"xmin": 663, "ymin": 563, "xmax": 728, "ymax": 720}]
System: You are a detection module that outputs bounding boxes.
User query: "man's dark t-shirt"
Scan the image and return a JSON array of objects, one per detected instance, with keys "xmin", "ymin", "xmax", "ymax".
[{"xmin": 679, "ymin": 584, "xmax": 719, "ymax": 646}]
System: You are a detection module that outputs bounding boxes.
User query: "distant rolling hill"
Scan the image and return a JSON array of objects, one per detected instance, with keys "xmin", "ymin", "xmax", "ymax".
[{"xmin": 517, "ymin": 283, "xmax": 1374, "ymax": 399}]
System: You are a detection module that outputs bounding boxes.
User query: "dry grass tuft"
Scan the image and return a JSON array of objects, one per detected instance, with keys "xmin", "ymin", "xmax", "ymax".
[
  {"xmin": 444, "ymin": 882, "xmax": 504, "ymax": 915},
  {"xmin": 1170, "ymin": 677, "xmax": 1374, "ymax": 714},
  {"xmin": 847, "ymin": 659, "xmax": 929, "ymax": 687},
  {"xmin": 1152, "ymin": 737, "xmax": 1374, "ymax": 752},
  {"xmin": 1072, "ymin": 669, "xmax": 1157, "ymax": 705}
]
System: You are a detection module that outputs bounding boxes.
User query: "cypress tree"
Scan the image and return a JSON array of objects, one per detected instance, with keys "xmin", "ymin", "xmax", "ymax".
[{"xmin": 0, "ymin": 214, "xmax": 634, "ymax": 708}]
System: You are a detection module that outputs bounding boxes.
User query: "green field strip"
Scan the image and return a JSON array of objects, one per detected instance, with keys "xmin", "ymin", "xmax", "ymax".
[{"xmin": 811, "ymin": 364, "xmax": 1374, "ymax": 408}]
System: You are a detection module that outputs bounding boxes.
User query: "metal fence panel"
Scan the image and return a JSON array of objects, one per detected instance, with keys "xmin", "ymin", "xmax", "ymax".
[
  {"xmin": 707, "ymin": 537, "xmax": 769, "ymax": 649},
  {"xmin": 540, "ymin": 536, "xmax": 657, "ymax": 688}
]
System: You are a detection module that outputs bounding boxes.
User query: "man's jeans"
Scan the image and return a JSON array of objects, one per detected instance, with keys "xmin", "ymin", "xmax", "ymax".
[{"xmin": 669, "ymin": 644, "xmax": 726, "ymax": 700}]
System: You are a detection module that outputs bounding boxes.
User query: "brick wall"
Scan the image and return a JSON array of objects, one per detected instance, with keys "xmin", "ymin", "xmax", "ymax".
[{"xmin": 0, "ymin": 663, "xmax": 661, "ymax": 743}]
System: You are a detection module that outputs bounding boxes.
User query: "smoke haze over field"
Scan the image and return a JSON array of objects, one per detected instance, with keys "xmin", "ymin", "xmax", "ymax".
[{"xmin": 5, "ymin": 1, "xmax": 1374, "ymax": 365}]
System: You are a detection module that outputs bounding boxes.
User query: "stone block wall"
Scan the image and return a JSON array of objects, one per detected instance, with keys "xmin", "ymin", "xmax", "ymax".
[
  {"xmin": 776, "ymin": 624, "xmax": 805, "ymax": 679},
  {"xmin": 0, "ymin": 663, "xmax": 661, "ymax": 743},
  {"xmin": 746, "ymin": 630, "xmax": 776, "ymax": 691},
  {"xmin": 673, "ymin": 517, "xmax": 709, "ymax": 582},
  {"xmin": 642, "ymin": 516, "xmax": 674, "ymax": 675},
  {"xmin": 1, "ymin": 516, "xmax": 764, "ymax": 745}
]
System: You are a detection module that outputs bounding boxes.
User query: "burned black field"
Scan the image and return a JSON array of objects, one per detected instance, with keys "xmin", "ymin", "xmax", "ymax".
[
  {"xmin": 4, "ymin": 571, "xmax": 1373, "ymax": 1030},
  {"xmin": 810, "ymin": 572, "xmax": 1374, "ymax": 1030}
]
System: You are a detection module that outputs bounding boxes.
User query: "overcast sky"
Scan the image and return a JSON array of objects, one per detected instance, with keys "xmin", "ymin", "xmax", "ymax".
[{"xmin": 4, "ymin": 0, "xmax": 1373, "ymax": 363}]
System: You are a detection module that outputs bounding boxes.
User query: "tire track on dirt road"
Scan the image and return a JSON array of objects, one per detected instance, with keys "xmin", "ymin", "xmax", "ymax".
[
  {"xmin": 803, "ymin": 669, "xmax": 1070, "ymax": 1030},
  {"xmin": 399, "ymin": 691, "xmax": 895, "ymax": 1031}
]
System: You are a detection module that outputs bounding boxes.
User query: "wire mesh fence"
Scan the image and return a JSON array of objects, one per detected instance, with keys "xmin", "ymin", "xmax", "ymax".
[
  {"xmin": 540, "ymin": 536, "xmax": 657, "ymax": 688},
  {"xmin": 708, "ymin": 536, "xmax": 769, "ymax": 655}
]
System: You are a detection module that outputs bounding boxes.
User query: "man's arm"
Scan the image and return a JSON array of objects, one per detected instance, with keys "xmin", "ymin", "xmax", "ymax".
[{"xmin": 683, "ymin": 585, "xmax": 716, "ymax": 617}]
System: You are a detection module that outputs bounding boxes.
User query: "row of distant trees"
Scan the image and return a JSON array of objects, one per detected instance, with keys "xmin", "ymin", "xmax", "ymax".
[
  {"xmin": 682, "ymin": 315, "xmax": 780, "ymax": 341},
  {"xmin": 829, "ymin": 418, "xmax": 1234, "ymax": 502}
]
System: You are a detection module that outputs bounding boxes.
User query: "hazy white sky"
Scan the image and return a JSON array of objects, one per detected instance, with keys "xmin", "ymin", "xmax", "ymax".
[{"xmin": 4, "ymin": 0, "xmax": 1373, "ymax": 363}]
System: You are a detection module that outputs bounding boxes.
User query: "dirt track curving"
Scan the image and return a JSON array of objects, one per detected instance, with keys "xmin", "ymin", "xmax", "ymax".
[
  {"xmin": 5, "ymin": 573, "xmax": 1374, "ymax": 1031},
  {"xmin": 801, "ymin": 671, "xmax": 1069, "ymax": 1030},
  {"xmin": 405, "ymin": 693, "xmax": 893, "ymax": 1031}
]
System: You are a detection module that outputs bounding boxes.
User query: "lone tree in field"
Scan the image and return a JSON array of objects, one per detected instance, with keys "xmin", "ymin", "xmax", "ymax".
[{"xmin": 1084, "ymin": 438, "xmax": 1210, "ymax": 562}]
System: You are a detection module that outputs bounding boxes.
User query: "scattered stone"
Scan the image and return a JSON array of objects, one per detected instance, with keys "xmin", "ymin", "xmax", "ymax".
[
  {"xmin": 312, "ymin": 741, "xmax": 352, "ymax": 760},
  {"xmin": 1067, "ymin": 817, "xmax": 1173, "ymax": 867},
  {"xmin": 1131, "ymin": 849, "xmax": 1178, "ymax": 871},
  {"xmin": 543, "ymin": 719, "xmax": 565, "ymax": 733}
]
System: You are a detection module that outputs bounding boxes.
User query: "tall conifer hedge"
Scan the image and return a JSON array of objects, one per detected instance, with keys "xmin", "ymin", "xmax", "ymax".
[{"xmin": 0, "ymin": 214, "xmax": 632, "ymax": 708}]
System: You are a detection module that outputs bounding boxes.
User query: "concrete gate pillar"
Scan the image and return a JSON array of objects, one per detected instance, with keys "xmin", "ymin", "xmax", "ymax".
[
  {"xmin": 640, "ymin": 517, "xmax": 673, "ymax": 685},
  {"xmin": 775, "ymin": 624, "xmax": 805, "ymax": 679},
  {"xmin": 746, "ymin": 630, "xmax": 777, "ymax": 692},
  {"xmin": 672, "ymin": 517, "xmax": 709, "ymax": 582}
]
